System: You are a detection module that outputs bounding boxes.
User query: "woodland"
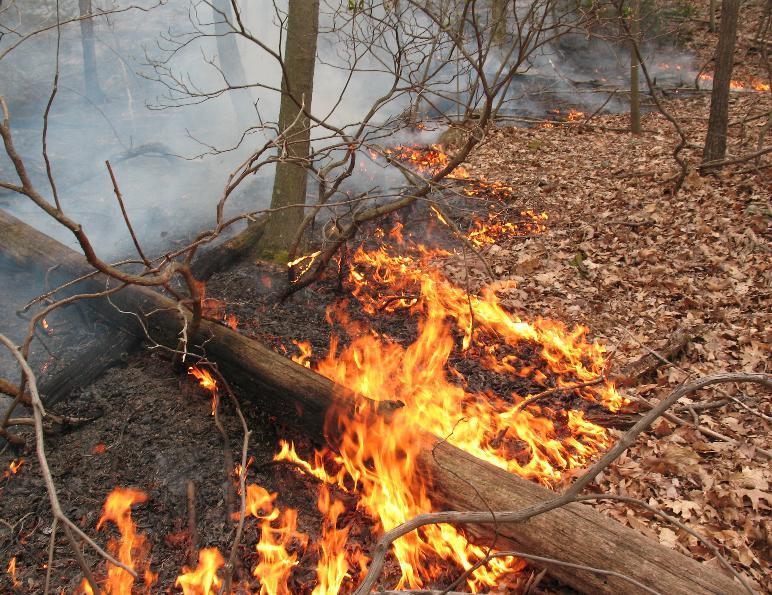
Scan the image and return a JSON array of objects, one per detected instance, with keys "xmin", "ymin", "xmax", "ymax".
[{"xmin": 0, "ymin": 0, "xmax": 769, "ymax": 594}]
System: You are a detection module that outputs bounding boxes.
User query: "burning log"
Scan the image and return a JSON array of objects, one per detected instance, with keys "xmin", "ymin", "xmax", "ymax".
[{"xmin": 0, "ymin": 209, "xmax": 738, "ymax": 595}]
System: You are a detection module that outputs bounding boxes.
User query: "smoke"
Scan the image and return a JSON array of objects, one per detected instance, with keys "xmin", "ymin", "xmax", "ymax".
[{"xmin": 0, "ymin": 0, "xmax": 704, "ymax": 262}]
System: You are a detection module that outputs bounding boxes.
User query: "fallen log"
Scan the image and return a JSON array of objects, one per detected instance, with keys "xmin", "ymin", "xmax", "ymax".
[
  {"xmin": 190, "ymin": 215, "xmax": 268, "ymax": 281},
  {"xmin": 0, "ymin": 209, "xmax": 739, "ymax": 595}
]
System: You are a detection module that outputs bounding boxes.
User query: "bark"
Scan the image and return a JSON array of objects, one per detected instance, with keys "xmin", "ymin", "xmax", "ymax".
[
  {"xmin": 78, "ymin": 0, "xmax": 105, "ymax": 103},
  {"xmin": 256, "ymin": 0, "xmax": 320, "ymax": 260},
  {"xmin": 702, "ymin": 0, "xmax": 741, "ymax": 164},
  {"xmin": 0, "ymin": 208, "xmax": 740, "ymax": 595}
]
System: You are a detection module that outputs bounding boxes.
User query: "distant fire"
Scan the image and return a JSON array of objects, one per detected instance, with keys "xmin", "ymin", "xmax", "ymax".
[{"xmin": 698, "ymin": 72, "xmax": 768, "ymax": 92}]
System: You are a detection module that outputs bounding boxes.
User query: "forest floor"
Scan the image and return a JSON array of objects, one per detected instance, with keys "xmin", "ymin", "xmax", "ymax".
[{"xmin": 0, "ymin": 4, "xmax": 770, "ymax": 595}]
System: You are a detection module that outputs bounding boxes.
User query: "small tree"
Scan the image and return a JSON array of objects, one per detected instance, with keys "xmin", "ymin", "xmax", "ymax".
[
  {"xmin": 256, "ymin": 0, "xmax": 320, "ymax": 260},
  {"xmin": 703, "ymin": 0, "xmax": 740, "ymax": 165}
]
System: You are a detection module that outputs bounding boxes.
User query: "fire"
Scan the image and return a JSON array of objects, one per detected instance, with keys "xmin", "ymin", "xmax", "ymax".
[
  {"xmin": 752, "ymin": 78, "xmax": 770, "ymax": 92},
  {"xmin": 244, "ymin": 483, "xmax": 308, "ymax": 595},
  {"xmin": 312, "ymin": 485, "xmax": 362, "ymax": 595},
  {"xmin": 3, "ymin": 458, "xmax": 24, "ymax": 479},
  {"xmin": 189, "ymin": 366, "xmax": 218, "ymax": 415},
  {"xmin": 175, "ymin": 548, "xmax": 224, "ymax": 595},
  {"xmin": 566, "ymin": 108, "xmax": 585, "ymax": 121},
  {"xmin": 7, "ymin": 556, "xmax": 19, "ymax": 588},
  {"xmin": 383, "ymin": 144, "xmax": 470, "ymax": 179},
  {"xmin": 698, "ymin": 72, "xmax": 767, "ymax": 92},
  {"xmin": 277, "ymin": 228, "xmax": 624, "ymax": 590},
  {"xmin": 466, "ymin": 211, "xmax": 548, "ymax": 247},
  {"xmin": 80, "ymin": 488, "xmax": 155, "ymax": 594}
]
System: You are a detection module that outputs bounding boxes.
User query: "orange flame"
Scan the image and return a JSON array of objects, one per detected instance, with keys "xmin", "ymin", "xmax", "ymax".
[
  {"xmin": 81, "ymin": 487, "xmax": 155, "ymax": 595},
  {"xmin": 312, "ymin": 485, "xmax": 363, "ymax": 595},
  {"xmin": 3, "ymin": 458, "xmax": 24, "ymax": 480},
  {"xmin": 7, "ymin": 556, "xmax": 19, "ymax": 588},
  {"xmin": 189, "ymin": 366, "xmax": 218, "ymax": 415},
  {"xmin": 175, "ymin": 548, "xmax": 224, "ymax": 595},
  {"xmin": 244, "ymin": 484, "xmax": 309, "ymax": 595},
  {"xmin": 383, "ymin": 144, "xmax": 470, "ymax": 179}
]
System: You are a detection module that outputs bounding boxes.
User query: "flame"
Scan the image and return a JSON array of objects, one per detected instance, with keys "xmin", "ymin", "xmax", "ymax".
[
  {"xmin": 751, "ymin": 78, "xmax": 770, "ymax": 92},
  {"xmin": 175, "ymin": 548, "xmax": 224, "ymax": 595},
  {"xmin": 288, "ymin": 251, "xmax": 321, "ymax": 277},
  {"xmin": 81, "ymin": 488, "xmax": 155, "ymax": 595},
  {"xmin": 189, "ymin": 366, "xmax": 218, "ymax": 415},
  {"xmin": 7, "ymin": 556, "xmax": 19, "ymax": 588},
  {"xmin": 312, "ymin": 485, "xmax": 362, "ymax": 595},
  {"xmin": 566, "ymin": 108, "xmax": 585, "ymax": 121},
  {"xmin": 698, "ymin": 72, "xmax": 767, "ymax": 92},
  {"xmin": 3, "ymin": 458, "xmax": 24, "ymax": 479},
  {"xmin": 244, "ymin": 484, "xmax": 309, "ymax": 595}
]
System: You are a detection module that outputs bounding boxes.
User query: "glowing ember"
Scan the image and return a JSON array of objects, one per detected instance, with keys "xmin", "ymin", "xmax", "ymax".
[
  {"xmin": 80, "ymin": 488, "xmax": 156, "ymax": 594},
  {"xmin": 175, "ymin": 548, "xmax": 224, "ymax": 595},
  {"xmin": 7, "ymin": 556, "xmax": 19, "ymax": 588}
]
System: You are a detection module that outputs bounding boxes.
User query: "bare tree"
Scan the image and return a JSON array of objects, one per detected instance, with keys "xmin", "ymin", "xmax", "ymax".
[
  {"xmin": 702, "ymin": 0, "xmax": 741, "ymax": 164},
  {"xmin": 256, "ymin": 0, "xmax": 320, "ymax": 260}
]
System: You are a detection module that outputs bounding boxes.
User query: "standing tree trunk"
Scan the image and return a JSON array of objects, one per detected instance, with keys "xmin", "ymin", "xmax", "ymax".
[
  {"xmin": 213, "ymin": 0, "xmax": 254, "ymax": 127},
  {"xmin": 709, "ymin": 0, "xmax": 717, "ymax": 32},
  {"xmin": 629, "ymin": 0, "xmax": 641, "ymax": 134},
  {"xmin": 256, "ymin": 0, "xmax": 320, "ymax": 261},
  {"xmin": 78, "ymin": 0, "xmax": 105, "ymax": 103},
  {"xmin": 702, "ymin": 0, "xmax": 740, "ymax": 164}
]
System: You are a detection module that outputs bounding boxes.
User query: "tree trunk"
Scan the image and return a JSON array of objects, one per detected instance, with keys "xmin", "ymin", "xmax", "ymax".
[
  {"xmin": 256, "ymin": 0, "xmax": 320, "ymax": 261},
  {"xmin": 78, "ymin": 0, "xmax": 105, "ymax": 103},
  {"xmin": 213, "ymin": 0, "xmax": 254, "ymax": 126},
  {"xmin": 629, "ymin": 0, "xmax": 641, "ymax": 134},
  {"xmin": 709, "ymin": 0, "xmax": 717, "ymax": 32},
  {"xmin": 702, "ymin": 0, "xmax": 740, "ymax": 164},
  {"xmin": 0, "ymin": 208, "xmax": 741, "ymax": 595}
]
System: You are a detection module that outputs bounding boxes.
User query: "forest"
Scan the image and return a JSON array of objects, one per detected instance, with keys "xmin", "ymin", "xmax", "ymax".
[{"xmin": 0, "ymin": 0, "xmax": 769, "ymax": 594}]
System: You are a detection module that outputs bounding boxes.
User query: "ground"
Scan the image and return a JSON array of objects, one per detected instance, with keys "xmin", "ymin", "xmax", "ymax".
[{"xmin": 1, "ymin": 3, "xmax": 770, "ymax": 594}]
